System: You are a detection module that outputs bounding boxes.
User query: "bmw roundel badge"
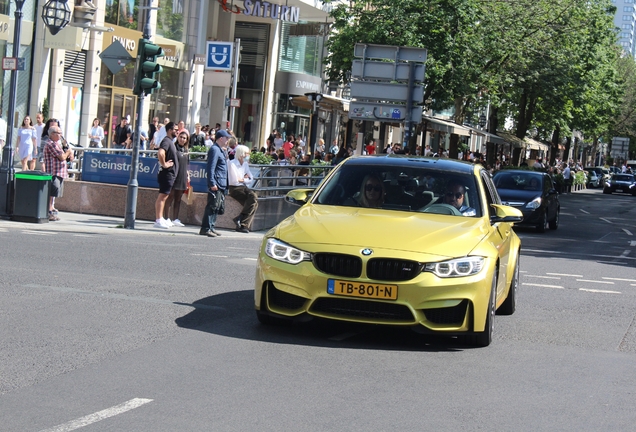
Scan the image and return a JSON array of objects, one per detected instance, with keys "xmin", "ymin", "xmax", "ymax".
[{"xmin": 361, "ymin": 248, "xmax": 373, "ymax": 256}]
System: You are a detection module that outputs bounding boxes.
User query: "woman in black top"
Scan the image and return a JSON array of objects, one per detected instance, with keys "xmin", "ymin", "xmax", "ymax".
[{"xmin": 163, "ymin": 130, "xmax": 191, "ymax": 227}]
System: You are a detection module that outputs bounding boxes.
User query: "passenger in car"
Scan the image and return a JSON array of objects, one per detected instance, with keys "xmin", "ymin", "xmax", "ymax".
[{"xmin": 358, "ymin": 174, "xmax": 385, "ymax": 208}]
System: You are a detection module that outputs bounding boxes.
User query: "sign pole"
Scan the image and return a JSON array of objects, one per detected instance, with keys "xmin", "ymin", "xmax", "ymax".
[
  {"xmin": 403, "ymin": 62, "xmax": 415, "ymax": 150},
  {"xmin": 229, "ymin": 38, "xmax": 240, "ymax": 133},
  {"xmin": 124, "ymin": 0, "xmax": 152, "ymax": 229}
]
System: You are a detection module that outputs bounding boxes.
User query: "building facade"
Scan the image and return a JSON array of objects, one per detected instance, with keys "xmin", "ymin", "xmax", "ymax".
[{"xmin": 4, "ymin": 0, "xmax": 339, "ymax": 154}]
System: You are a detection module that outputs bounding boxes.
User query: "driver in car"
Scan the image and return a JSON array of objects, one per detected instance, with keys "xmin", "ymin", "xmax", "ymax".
[{"xmin": 443, "ymin": 183, "xmax": 476, "ymax": 216}]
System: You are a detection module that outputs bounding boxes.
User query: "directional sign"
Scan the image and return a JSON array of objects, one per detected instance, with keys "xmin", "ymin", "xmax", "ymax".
[
  {"xmin": 206, "ymin": 41, "xmax": 233, "ymax": 70},
  {"xmin": 350, "ymin": 81, "xmax": 424, "ymax": 103},
  {"xmin": 354, "ymin": 44, "xmax": 427, "ymax": 63},
  {"xmin": 99, "ymin": 40, "xmax": 134, "ymax": 75},
  {"xmin": 351, "ymin": 60, "xmax": 425, "ymax": 83},
  {"xmin": 349, "ymin": 102, "xmax": 422, "ymax": 123}
]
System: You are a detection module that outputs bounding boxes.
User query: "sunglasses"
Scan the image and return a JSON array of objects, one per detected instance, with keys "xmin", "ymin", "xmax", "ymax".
[
  {"xmin": 365, "ymin": 184, "xmax": 382, "ymax": 192},
  {"xmin": 445, "ymin": 192, "xmax": 464, "ymax": 199}
]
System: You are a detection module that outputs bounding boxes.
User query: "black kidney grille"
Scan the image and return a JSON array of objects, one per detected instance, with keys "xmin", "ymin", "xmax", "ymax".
[
  {"xmin": 268, "ymin": 283, "xmax": 307, "ymax": 310},
  {"xmin": 422, "ymin": 300, "xmax": 469, "ymax": 325},
  {"xmin": 313, "ymin": 253, "xmax": 362, "ymax": 278},
  {"xmin": 311, "ymin": 297, "xmax": 414, "ymax": 321},
  {"xmin": 366, "ymin": 258, "xmax": 423, "ymax": 281}
]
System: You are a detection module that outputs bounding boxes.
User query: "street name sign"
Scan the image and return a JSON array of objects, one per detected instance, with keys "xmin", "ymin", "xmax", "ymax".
[
  {"xmin": 351, "ymin": 60, "xmax": 425, "ymax": 82},
  {"xmin": 354, "ymin": 44, "xmax": 427, "ymax": 62},
  {"xmin": 350, "ymin": 81, "xmax": 424, "ymax": 103}
]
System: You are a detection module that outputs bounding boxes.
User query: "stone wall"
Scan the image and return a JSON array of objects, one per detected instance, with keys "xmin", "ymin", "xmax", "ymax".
[{"xmin": 54, "ymin": 180, "xmax": 296, "ymax": 231}]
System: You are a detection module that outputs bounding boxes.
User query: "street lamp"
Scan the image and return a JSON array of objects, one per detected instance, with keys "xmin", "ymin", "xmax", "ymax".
[
  {"xmin": 305, "ymin": 92, "xmax": 323, "ymax": 159},
  {"xmin": 41, "ymin": 0, "xmax": 72, "ymax": 35}
]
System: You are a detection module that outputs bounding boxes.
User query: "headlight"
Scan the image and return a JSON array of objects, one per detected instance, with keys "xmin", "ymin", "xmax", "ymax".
[
  {"xmin": 265, "ymin": 238, "xmax": 311, "ymax": 264},
  {"xmin": 526, "ymin": 197, "xmax": 541, "ymax": 209},
  {"xmin": 424, "ymin": 256, "xmax": 485, "ymax": 278}
]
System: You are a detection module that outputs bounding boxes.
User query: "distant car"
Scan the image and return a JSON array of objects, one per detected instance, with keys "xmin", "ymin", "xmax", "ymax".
[
  {"xmin": 602, "ymin": 174, "xmax": 636, "ymax": 195},
  {"xmin": 493, "ymin": 170, "xmax": 560, "ymax": 233},
  {"xmin": 584, "ymin": 168, "xmax": 601, "ymax": 188}
]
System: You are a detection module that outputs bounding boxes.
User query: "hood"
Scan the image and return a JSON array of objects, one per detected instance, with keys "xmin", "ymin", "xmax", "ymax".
[
  {"xmin": 497, "ymin": 189, "xmax": 541, "ymax": 204},
  {"xmin": 275, "ymin": 204, "xmax": 489, "ymax": 258}
]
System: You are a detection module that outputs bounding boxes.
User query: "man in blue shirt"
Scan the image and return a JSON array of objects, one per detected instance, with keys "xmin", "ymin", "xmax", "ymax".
[{"xmin": 199, "ymin": 129, "xmax": 230, "ymax": 237}]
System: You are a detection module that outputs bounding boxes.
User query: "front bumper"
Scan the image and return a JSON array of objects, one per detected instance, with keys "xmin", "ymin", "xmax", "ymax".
[{"xmin": 254, "ymin": 248, "xmax": 495, "ymax": 333}]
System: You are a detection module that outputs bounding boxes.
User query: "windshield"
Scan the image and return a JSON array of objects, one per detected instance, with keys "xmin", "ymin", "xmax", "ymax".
[
  {"xmin": 313, "ymin": 164, "xmax": 481, "ymax": 217},
  {"xmin": 493, "ymin": 172, "xmax": 542, "ymax": 191},
  {"xmin": 614, "ymin": 175, "xmax": 634, "ymax": 182}
]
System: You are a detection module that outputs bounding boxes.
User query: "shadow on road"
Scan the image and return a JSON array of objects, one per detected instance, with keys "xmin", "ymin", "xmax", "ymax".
[{"xmin": 175, "ymin": 290, "xmax": 467, "ymax": 352}]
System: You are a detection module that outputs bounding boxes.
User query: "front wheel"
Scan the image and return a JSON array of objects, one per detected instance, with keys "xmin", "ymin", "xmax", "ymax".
[
  {"xmin": 549, "ymin": 208, "xmax": 559, "ymax": 230},
  {"xmin": 498, "ymin": 257, "xmax": 518, "ymax": 315},
  {"xmin": 536, "ymin": 210, "xmax": 547, "ymax": 233},
  {"xmin": 464, "ymin": 275, "xmax": 496, "ymax": 347}
]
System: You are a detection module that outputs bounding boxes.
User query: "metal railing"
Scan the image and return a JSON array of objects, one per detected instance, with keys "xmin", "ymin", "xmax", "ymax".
[{"xmin": 67, "ymin": 146, "xmax": 335, "ymax": 197}]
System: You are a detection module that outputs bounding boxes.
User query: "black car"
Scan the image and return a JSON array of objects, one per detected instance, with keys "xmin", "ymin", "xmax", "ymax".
[
  {"xmin": 602, "ymin": 174, "xmax": 636, "ymax": 195},
  {"xmin": 493, "ymin": 170, "xmax": 560, "ymax": 233}
]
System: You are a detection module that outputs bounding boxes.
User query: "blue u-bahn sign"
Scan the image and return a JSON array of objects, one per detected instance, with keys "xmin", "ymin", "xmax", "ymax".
[
  {"xmin": 205, "ymin": 41, "xmax": 233, "ymax": 70},
  {"xmin": 81, "ymin": 153, "xmax": 208, "ymax": 193}
]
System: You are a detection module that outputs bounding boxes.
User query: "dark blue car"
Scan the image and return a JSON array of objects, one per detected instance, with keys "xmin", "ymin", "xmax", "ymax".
[{"xmin": 493, "ymin": 170, "xmax": 560, "ymax": 233}]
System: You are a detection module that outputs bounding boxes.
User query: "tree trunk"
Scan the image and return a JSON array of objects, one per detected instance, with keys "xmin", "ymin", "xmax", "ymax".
[
  {"xmin": 564, "ymin": 136, "xmax": 571, "ymax": 163},
  {"xmin": 486, "ymin": 106, "xmax": 499, "ymax": 167},
  {"xmin": 550, "ymin": 126, "xmax": 560, "ymax": 166},
  {"xmin": 449, "ymin": 134, "xmax": 459, "ymax": 159}
]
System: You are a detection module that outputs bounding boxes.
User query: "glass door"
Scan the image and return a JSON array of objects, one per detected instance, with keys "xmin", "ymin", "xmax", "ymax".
[{"xmin": 102, "ymin": 92, "xmax": 136, "ymax": 148}]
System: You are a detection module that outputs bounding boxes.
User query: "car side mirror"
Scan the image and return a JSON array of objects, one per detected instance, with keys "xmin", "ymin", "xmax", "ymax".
[
  {"xmin": 285, "ymin": 188, "xmax": 313, "ymax": 206},
  {"xmin": 490, "ymin": 204, "xmax": 523, "ymax": 224}
]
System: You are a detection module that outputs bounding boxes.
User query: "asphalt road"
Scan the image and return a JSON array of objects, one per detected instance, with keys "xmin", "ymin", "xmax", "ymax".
[{"xmin": 0, "ymin": 188, "xmax": 635, "ymax": 431}]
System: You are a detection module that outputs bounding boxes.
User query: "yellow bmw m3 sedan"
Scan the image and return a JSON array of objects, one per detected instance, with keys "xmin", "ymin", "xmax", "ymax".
[{"xmin": 254, "ymin": 156, "xmax": 523, "ymax": 347}]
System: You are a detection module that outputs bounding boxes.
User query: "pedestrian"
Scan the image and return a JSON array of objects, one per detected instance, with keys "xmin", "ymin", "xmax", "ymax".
[
  {"xmin": 150, "ymin": 117, "xmax": 170, "ymax": 150},
  {"xmin": 113, "ymin": 116, "xmax": 131, "ymax": 153},
  {"xmin": 88, "ymin": 118, "xmax": 105, "ymax": 150},
  {"xmin": 148, "ymin": 117, "xmax": 159, "ymax": 144},
  {"xmin": 0, "ymin": 109, "xmax": 6, "ymax": 165},
  {"xmin": 365, "ymin": 140, "xmax": 376, "ymax": 155},
  {"xmin": 43, "ymin": 125, "xmax": 74, "ymax": 221},
  {"xmin": 228, "ymin": 144, "xmax": 258, "ymax": 233},
  {"xmin": 153, "ymin": 122, "xmax": 178, "ymax": 229},
  {"xmin": 163, "ymin": 129, "xmax": 190, "ymax": 227},
  {"xmin": 227, "ymin": 137, "xmax": 237, "ymax": 160},
  {"xmin": 562, "ymin": 163, "xmax": 571, "ymax": 194},
  {"xmin": 34, "ymin": 113, "xmax": 45, "ymax": 168},
  {"xmin": 199, "ymin": 129, "xmax": 230, "ymax": 237},
  {"xmin": 190, "ymin": 123, "xmax": 205, "ymax": 148},
  {"xmin": 16, "ymin": 115, "xmax": 37, "ymax": 171}
]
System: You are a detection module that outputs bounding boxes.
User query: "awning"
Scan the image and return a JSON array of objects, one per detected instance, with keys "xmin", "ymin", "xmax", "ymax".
[
  {"xmin": 290, "ymin": 94, "xmax": 350, "ymax": 112},
  {"xmin": 465, "ymin": 126, "xmax": 507, "ymax": 145},
  {"xmin": 497, "ymin": 132, "xmax": 549, "ymax": 151},
  {"xmin": 422, "ymin": 115, "xmax": 471, "ymax": 136}
]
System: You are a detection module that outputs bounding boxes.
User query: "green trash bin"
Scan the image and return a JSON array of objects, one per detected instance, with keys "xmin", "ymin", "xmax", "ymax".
[{"xmin": 13, "ymin": 171, "xmax": 52, "ymax": 223}]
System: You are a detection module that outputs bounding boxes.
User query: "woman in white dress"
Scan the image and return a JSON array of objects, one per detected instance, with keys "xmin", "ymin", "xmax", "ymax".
[{"xmin": 16, "ymin": 116, "xmax": 37, "ymax": 171}]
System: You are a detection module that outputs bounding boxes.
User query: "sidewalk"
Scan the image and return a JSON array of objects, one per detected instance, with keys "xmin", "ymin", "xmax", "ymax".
[{"xmin": 0, "ymin": 211, "xmax": 265, "ymax": 238}]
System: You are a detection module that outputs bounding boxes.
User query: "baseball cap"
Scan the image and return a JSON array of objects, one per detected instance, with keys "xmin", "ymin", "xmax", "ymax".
[{"xmin": 216, "ymin": 129, "xmax": 231, "ymax": 139}]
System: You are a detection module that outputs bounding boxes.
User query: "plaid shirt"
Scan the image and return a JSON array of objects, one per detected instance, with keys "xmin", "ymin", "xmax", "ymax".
[{"xmin": 44, "ymin": 139, "xmax": 68, "ymax": 178}]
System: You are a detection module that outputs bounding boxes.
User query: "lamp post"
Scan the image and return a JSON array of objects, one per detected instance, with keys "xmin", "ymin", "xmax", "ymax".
[{"xmin": 305, "ymin": 92, "xmax": 322, "ymax": 159}]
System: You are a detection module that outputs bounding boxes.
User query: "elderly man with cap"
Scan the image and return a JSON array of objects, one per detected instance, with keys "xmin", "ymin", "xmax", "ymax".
[{"xmin": 199, "ymin": 129, "xmax": 230, "ymax": 237}]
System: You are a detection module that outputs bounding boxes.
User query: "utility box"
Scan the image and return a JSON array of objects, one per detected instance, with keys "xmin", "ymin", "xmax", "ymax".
[{"xmin": 13, "ymin": 171, "xmax": 52, "ymax": 223}]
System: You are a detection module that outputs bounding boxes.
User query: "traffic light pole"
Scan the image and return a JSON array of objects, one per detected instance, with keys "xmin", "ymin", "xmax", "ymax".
[{"xmin": 124, "ymin": 0, "xmax": 153, "ymax": 229}]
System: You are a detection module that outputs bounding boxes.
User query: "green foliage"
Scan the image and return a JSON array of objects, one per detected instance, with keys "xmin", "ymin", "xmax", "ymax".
[
  {"xmin": 573, "ymin": 170, "xmax": 586, "ymax": 186},
  {"xmin": 157, "ymin": 0, "xmax": 184, "ymax": 41},
  {"xmin": 189, "ymin": 145, "xmax": 207, "ymax": 160},
  {"xmin": 249, "ymin": 152, "xmax": 273, "ymax": 165},
  {"xmin": 310, "ymin": 159, "xmax": 331, "ymax": 176},
  {"xmin": 42, "ymin": 97, "xmax": 49, "ymax": 120}
]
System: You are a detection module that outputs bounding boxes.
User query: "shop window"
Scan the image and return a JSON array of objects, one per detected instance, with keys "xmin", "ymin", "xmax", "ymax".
[
  {"xmin": 156, "ymin": 0, "xmax": 184, "ymax": 41},
  {"xmin": 104, "ymin": 0, "xmax": 139, "ymax": 30},
  {"xmin": 148, "ymin": 66, "xmax": 181, "ymax": 122},
  {"xmin": 278, "ymin": 22, "xmax": 324, "ymax": 76}
]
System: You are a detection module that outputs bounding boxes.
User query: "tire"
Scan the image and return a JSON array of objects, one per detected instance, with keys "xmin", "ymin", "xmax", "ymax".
[
  {"xmin": 498, "ymin": 257, "xmax": 518, "ymax": 316},
  {"xmin": 549, "ymin": 207, "xmax": 559, "ymax": 230},
  {"xmin": 536, "ymin": 210, "xmax": 547, "ymax": 233},
  {"xmin": 465, "ymin": 274, "xmax": 496, "ymax": 347}
]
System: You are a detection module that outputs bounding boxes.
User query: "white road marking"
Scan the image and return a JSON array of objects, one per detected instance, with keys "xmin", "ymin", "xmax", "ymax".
[
  {"xmin": 623, "ymin": 229, "xmax": 633, "ymax": 236},
  {"xmin": 579, "ymin": 209, "xmax": 590, "ymax": 214},
  {"xmin": 524, "ymin": 275, "xmax": 561, "ymax": 280},
  {"xmin": 243, "ymin": 257, "xmax": 258, "ymax": 261},
  {"xmin": 576, "ymin": 279, "xmax": 615, "ymax": 285},
  {"xmin": 0, "ymin": 227, "xmax": 7, "ymax": 232},
  {"xmin": 22, "ymin": 230, "xmax": 57, "ymax": 236},
  {"xmin": 519, "ymin": 270, "xmax": 528, "ymax": 273},
  {"xmin": 630, "ymin": 241, "xmax": 636, "ymax": 247},
  {"xmin": 546, "ymin": 273, "xmax": 583, "ymax": 277},
  {"xmin": 73, "ymin": 234, "xmax": 94, "ymax": 238},
  {"xmin": 603, "ymin": 277, "xmax": 636, "ymax": 282},
  {"xmin": 579, "ymin": 289, "xmax": 621, "ymax": 294},
  {"xmin": 599, "ymin": 217, "xmax": 613, "ymax": 224},
  {"xmin": 329, "ymin": 332, "xmax": 359, "ymax": 341},
  {"xmin": 620, "ymin": 250, "xmax": 631, "ymax": 257},
  {"xmin": 191, "ymin": 253, "xmax": 228, "ymax": 258},
  {"xmin": 522, "ymin": 283, "xmax": 564, "ymax": 289},
  {"xmin": 40, "ymin": 398, "xmax": 153, "ymax": 432}
]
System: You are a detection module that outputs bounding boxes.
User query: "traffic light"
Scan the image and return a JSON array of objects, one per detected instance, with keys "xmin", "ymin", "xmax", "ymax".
[{"xmin": 133, "ymin": 39, "xmax": 164, "ymax": 96}]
